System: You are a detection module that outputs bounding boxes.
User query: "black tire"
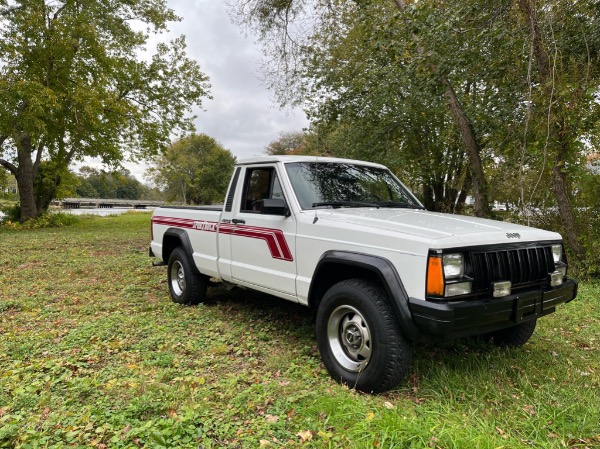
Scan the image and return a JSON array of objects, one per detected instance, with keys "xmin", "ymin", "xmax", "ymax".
[
  {"xmin": 315, "ymin": 279, "xmax": 412, "ymax": 393},
  {"xmin": 486, "ymin": 319, "xmax": 537, "ymax": 347},
  {"xmin": 167, "ymin": 247, "xmax": 207, "ymax": 305}
]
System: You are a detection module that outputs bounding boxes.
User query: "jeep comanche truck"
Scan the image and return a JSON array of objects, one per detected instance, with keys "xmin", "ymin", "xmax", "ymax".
[{"xmin": 149, "ymin": 156, "xmax": 577, "ymax": 393}]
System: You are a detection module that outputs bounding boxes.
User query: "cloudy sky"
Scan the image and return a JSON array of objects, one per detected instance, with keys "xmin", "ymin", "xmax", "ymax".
[{"xmin": 89, "ymin": 0, "xmax": 309, "ymax": 181}]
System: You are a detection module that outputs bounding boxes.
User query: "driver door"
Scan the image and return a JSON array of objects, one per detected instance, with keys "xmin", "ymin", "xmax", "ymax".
[{"xmin": 228, "ymin": 165, "xmax": 297, "ymax": 298}]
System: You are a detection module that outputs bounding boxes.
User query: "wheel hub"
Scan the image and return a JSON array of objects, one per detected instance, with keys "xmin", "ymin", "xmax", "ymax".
[
  {"xmin": 343, "ymin": 324, "xmax": 363, "ymax": 350},
  {"xmin": 177, "ymin": 266, "xmax": 185, "ymax": 290},
  {"xmin": 327, "ymin": 305, "xmax": 372, "ymax": 372},
  {"xmin": 170, "ymin": 261, "xmax": 186, "ymax": 296}
]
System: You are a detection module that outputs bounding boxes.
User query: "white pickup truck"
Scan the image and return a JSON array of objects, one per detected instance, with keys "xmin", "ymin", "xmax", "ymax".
[{"xmin": 150, "ymin": 156, "xmax": 577, "ymax": 393}]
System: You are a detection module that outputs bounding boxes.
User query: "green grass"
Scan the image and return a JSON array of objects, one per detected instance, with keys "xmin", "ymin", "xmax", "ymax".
[{"xmin": 0, "ymin": 213, "xmax": 598, "ymax": 448}]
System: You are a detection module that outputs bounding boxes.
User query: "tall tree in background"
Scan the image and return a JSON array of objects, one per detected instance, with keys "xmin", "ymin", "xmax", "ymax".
[
  {"xmin": 265, "ymin": 131, "xmax": 307, "ymax": 155},
  {"xmin": 148, "ymin": 134, "xmax": 236, "ymax": 205},
  {"xmin": 75, "ymin": 167, "xmax": 146, "ymax": 200},
  {"xmin": 514, "ymin": 0, "xmax": 600, "ymax": 257},
  {"xmin": 229, "ymin": 0, "xmax": 600, "ymax": 252},
  {"xmin": 229, "ymin": 0, "xmax": 492, "ymax": 216},
  {"xmin": 0, "ymin": 0, "xmax": 210, "ymax": 221}
]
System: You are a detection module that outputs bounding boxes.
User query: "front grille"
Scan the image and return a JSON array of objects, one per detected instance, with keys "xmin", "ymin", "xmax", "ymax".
[{"xmin": 470, "ymin": 246, "xmax": 555, "ymax": 291}]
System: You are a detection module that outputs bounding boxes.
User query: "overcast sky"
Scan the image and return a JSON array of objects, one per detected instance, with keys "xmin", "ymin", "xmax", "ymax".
[
  {"xmin": 167, "ymin": 0, "xmax": 308, "ymax": 152},
  {"xmin": 82, "ymin": 0, "xmax": 309, "ymax": 181}
]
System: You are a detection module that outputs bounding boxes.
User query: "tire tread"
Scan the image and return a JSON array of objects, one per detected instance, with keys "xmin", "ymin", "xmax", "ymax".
[{"xmin": 316, "ymin": 278, "xmax": 412, "ymax": 393}]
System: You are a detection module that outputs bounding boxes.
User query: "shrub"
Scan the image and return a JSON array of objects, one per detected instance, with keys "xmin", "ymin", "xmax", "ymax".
[{"xmin": 0, "ymin": 209, "xmax": 80, "ymax": 230}]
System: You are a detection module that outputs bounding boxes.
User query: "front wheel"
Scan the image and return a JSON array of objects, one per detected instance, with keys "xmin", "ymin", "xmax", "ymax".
[
  {"xmin": 316, "ymin": 279, "xmax": 412, "ymax": 393},
  {"xmin": 167, "ymin": 247, "xmax": 207, "ymax": 305}
]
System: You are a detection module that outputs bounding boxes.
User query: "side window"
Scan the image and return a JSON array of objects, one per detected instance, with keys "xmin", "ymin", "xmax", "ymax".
[
  {"xmin": 241, "ymin": 167, "xmax": 285, "ymax": 213},
  {"xmin": 271, "ymin": 172, "xmax": 284, "ymax": 199}
]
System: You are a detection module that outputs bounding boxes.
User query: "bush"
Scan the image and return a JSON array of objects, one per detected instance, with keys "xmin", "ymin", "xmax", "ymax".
[
  {"xmin": 506, "ymin": 207, "xmax": 600, "ymax": 280},
  {"xmin": 0, "ymin": 208, "xmax": 80, "ymax": 230},
  {"xmin": 576, "ymin": 209, "xmax": 600, "ymax": 280},
  {"xmin": 0, "ymin": 203, "xmax": 21, "ymax": 222}
]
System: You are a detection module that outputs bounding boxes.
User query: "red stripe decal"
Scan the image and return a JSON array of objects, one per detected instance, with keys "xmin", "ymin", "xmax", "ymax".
[{"xmin": 152, "ymin": 217, "xmax": 293, "ymax": 261}]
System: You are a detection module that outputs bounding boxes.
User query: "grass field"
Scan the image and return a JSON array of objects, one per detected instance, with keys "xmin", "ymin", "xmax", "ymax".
[{"xmin": 0, "ymin": 212, "xmax": 598, "ymax": 448}]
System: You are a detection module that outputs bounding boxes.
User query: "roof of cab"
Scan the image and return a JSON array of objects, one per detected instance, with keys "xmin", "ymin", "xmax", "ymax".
[{"xmin": 236, "ymin": 155, "xmax": 387, "ymax": 169}]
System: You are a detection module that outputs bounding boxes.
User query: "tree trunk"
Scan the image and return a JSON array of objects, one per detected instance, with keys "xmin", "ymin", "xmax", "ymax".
[
  {"xmin": 442, "ymin": 79, "xmax": 492, "ymax": 218},
  {"xmin": 552, "ymin": 154, "xmax": 581, "ymax": 255},
  {"xmin": 392, "ymin": 0, "xmax": 492, "ymax": 218},
  {"xmin": 15, "ymin": 135, "xmax": 39, "ymax": 221},
  {"xmin": 36, "ymin": 174, "xmax": 62, "ymax": 213},
  {"xmin": 517, "ymin": 0, "xmax": 582, "ymax": 257},
  {"xmin": 422, "ymin": 184, "xmax": 435, "ymax": 211}
]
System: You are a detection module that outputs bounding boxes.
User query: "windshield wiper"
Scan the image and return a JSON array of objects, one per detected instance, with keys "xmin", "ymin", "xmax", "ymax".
[
  {"xmin": 375, "ymin": 201, "xmax": 426, "ymax": 210},
  {"xmin": 312, "ymin": 201, "xmax": 380, "ymax": 209}
]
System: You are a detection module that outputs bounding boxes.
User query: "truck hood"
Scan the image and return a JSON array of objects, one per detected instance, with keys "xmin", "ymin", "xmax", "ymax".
[{"xmin": 315, "ymin": 208, "xmax": 561, "ymax": 247}]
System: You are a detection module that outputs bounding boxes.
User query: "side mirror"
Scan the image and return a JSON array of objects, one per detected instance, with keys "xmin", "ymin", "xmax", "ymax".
[{"xmin": 262, "ymin": 198, "xmax": 290, "ymax": 217}]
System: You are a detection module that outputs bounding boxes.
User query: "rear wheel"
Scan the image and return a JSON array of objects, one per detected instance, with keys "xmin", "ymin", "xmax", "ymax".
[
  {"xmin": 167, "ymin": 247, "xmax": 207, "ymax": 305},
  {"xmin": 316, "ymin": 279, "xmax": 412, "ymax": 393},
  {"xmin": 486, "ymin": 319, "xmax": 537, "ymax": 347}
]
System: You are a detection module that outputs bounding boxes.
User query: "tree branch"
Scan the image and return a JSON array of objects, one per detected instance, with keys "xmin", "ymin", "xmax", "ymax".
[
  {"xmin": 33, "ymin": 142, "xmax": 44, "ymax": 178},
  {"xmin": 0, "ymin": 158, "xmax": 18, "ymax": 175},
  {"xmin": 0, "ymin": 5, "xmax": 25, "ymax": 17}
]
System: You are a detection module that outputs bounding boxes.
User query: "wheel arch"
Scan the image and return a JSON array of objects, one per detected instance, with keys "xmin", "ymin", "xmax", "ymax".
[
  {"xmin": 308, "ymin": 250, "xmax": 420, "ymax": 341},
  {"xmin": 162, "ymin": 228, "xmax": 195, "ymax": 269}
]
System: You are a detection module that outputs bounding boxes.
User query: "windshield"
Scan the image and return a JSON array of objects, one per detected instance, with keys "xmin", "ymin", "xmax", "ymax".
[{"xmin": 284, "ymin": 162, "xmax": 424, "ymax": 210}]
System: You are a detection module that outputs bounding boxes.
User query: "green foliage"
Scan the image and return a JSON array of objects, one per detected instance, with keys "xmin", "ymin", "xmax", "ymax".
[
  {"xmin": 148, "ymin": 134, "xmax": 236, "ymax": 205},
  {"xmin": 265, "ymin": 131, "xmax": 308, "ymax": 155},
  {"xmin": 0, "ymin": 213, "xmax": 598, "ymax": 447},
  {"xmin": 232, "ymin": 0, "xmax": 600, "ymax": 259},
  {"xmin": 75, "ymin": 167, "xmax": 147, "ymax": 200},
  {"xmin": 0, "ymin": 171, "xmax": 17, "ymax": 200},
  {"xmin": 0, "ymin": 0, "xmax": 210, "ymax": 220},
  {"xmin": 0, "ymin": 203, "xmax": 20, "ymax": 222},
  {"xmin": 0, "ymin": 210, "xmax": 79, "ymax": 229}
]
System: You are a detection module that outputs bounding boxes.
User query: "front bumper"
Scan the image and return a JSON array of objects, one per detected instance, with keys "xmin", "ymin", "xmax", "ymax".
[{"xmin": 408, "ymin": 279, "xmax": 577, "ymax": 341}]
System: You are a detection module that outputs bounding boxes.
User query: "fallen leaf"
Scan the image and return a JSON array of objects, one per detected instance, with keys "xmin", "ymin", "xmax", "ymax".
[
  {"xmin": 383, "ymin": 401, "xmax": 394, "ymax": 409},
  {"xmin": 265, "ymin": 414, "xmax": 279, "ymax": 424},
  {"xmin": 296, "ymin": 430, "xmax": 313, "ymax": 443},
  {"xmin": 496, "ymin": 426, "xmax": 508, "ymax": 439}
]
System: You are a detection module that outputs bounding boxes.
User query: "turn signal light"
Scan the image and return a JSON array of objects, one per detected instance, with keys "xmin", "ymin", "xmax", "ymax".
[{"xmin": 426, "ymin": 256, "xmax": 444, "ymax": 296}]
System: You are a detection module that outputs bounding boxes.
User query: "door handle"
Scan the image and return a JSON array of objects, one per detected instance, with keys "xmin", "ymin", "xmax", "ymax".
[{"xmin": 232, "ymin": 218, "xmax": 245, "ymax": 224}]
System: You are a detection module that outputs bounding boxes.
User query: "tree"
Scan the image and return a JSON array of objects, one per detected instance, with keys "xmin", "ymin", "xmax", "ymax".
[
  {"xmin": 148, "ymin": 134, "xmax": 236, "ymax": 205},
  {"xmin": 229, "ymin": 0, "xmax": 493, "ymax": 216},
  {"xmin": 229, "ymin": 0, "xmax": 600, "ymax": 247},
  {"xmin": 513, "ymin": 0, "xmax": 600, "ymax": 257},
  {"xmin": 0, "ymin": 169, "xmax": 8, "ymax": 194},
  {"xmin": 75, "ymin": 167, "xmax": 145, "ymax": 200},
  {"xmin": 265, "ymin": 131, "xmax": 307, "ymax": 155},
  {"xmin": 0, "ymin": 0, "xmax": 210, "ymax": 221}
]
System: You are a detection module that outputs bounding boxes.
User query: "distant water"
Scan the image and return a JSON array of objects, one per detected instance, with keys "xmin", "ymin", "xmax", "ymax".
[
  {"xmin": 62, "ymin": 207, "xmax": 155, "ymax": 216},
  {"xmin": 0, "ymin": 207, "xmax": 155, "ymax": 219}
]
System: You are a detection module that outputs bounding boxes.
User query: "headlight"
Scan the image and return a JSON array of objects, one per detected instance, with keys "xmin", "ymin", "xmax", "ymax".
[
  {"xmin": 426, "ymin": 253, "xmax": 471, "ymax": 298},
  {"xmin": 443, "ymin": 253, "xmax": 464, "ymax": 279},
  {"xmin": 445, "ymin": 281, "xmax": 472, "ymax": 297},
  {"xmin": 551, "ymin": 244, "xmax": 563, "ymax": 263}
]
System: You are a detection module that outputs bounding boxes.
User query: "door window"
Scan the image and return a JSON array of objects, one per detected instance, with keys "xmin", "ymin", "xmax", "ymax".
[{"xmin": 241, "ymin": 167, "xmax": 284, "ymax": 213}]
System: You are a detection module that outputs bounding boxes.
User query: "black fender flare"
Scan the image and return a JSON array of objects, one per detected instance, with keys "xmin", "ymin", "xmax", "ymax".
[
  {"xmin": 308, "ymin": 250, "xmax": 421, "ymax": 341},
  {"xmin": 162, "ymin": 228, "xmax": 201, "ymax": 274}
]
